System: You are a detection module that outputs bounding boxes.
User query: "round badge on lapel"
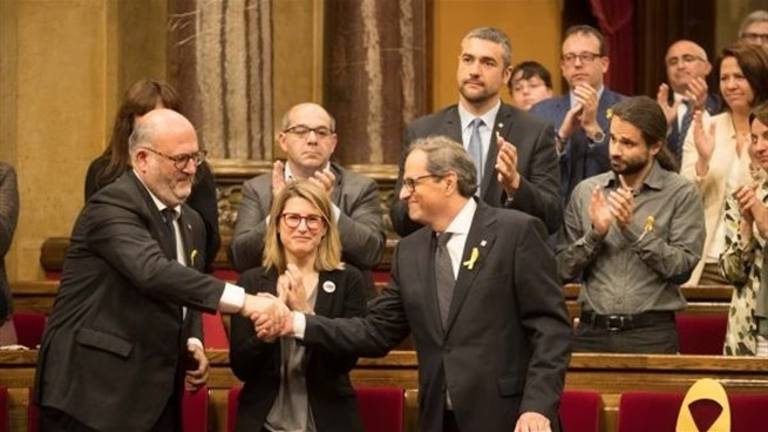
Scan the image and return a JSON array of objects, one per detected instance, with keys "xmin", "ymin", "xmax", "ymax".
[{"xmin": 322, "ymin": 281, "xmax": 336, "ymax": 293}]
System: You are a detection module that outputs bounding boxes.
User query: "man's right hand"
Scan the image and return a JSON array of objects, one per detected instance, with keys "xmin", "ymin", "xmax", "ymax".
[
  {"xmin": 656, "ymin": 83, "xmax": 680, "ymax": 127},
  {"xmin": 241, "ymin": 293, "xmax": 289, "ymax": 338},
  {"xmin": 588, "ymin": 185, "xmax": 613, "ymax": 237},
  {"xmin": 272, "ymin": 160, "xmax": 287, "ymax": 197}
]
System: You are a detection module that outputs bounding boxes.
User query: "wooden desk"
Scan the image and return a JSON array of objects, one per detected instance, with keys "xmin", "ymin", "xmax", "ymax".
[{"xmin": 1, "ymin": 350, "xmax": 766, "ymax": 432}]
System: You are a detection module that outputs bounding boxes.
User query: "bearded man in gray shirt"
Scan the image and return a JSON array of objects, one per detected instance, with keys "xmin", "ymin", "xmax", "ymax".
[{"xmin": 558, "ymin": 96, "xmax": 705, "ymax": 353}]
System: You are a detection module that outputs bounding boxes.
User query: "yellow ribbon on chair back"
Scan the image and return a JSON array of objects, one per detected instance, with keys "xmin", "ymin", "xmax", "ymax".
[{"xmin": 675, "ymin": 378, "xmax": 731, "ymax": 432}]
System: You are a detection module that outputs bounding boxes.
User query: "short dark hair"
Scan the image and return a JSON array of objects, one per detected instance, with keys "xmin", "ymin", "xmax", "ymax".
[
  {"xmin": 463, "ymin": 27, "xmax": 512, "ymax": 68},
  {"xmin": 718, "ymin": 43, "xmax": 768, "ymax": 109},
  {"xmin": 509, "ymin": 61, "xmax": 553, "ymax": 90},
  {"xmin": 563, "ymin": 25, "xmax": 607, "ymax": 56},
  {"xmin": 406, "ymin": 136, "xmax": 478, "ymax": 198},
  {"xmin": 610, "ymin": 96, "xmax": 678, "ymax": 171}
]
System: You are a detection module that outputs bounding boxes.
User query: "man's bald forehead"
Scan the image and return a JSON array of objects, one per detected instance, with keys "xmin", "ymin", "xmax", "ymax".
[
  {"xmin": 139, "ymin": 108, "xmax": 195, "ymax": 131},
  {"xmin": 667, "ymin": 40, "xmax": 708, "ymax": 60}
]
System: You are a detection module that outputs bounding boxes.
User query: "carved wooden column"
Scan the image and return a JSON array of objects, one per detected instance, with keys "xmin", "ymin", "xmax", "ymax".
[
  {"xmin": 167, "ymin": 0, "xmax": 273, "ymax": 160},
  {"xmin": 324, "ymin": 0, "xmax": 427, "ymax": 165}
]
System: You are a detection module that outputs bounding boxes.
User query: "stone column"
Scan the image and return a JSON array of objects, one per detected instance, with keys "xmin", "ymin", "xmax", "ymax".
[
  {"xmin": 324, "ymin": 0, "xmax": 427, "ymax": 165},
  {"xmin": 167, "ymin": 0, "xmax": 273, "ymax": 161}
]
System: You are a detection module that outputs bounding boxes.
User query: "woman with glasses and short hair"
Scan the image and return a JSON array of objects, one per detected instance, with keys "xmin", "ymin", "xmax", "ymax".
[
  {"xmin": 84, "ymin": 79, "xmax": 220, "ymax": 272},
  {"xmin": 230, "ymin": 180, "xmax": 366, "ymax": 432}
]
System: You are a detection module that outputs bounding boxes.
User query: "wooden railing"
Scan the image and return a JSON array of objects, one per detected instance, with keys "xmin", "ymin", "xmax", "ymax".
[{"xmin": 0, "ymin": 350, "xmax": 765, "ymax": 432}]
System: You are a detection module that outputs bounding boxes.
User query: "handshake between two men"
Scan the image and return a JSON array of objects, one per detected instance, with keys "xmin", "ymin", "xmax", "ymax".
[{"xmin": 238, "ymin": 263, "xmax": 307, "ymax": 341}]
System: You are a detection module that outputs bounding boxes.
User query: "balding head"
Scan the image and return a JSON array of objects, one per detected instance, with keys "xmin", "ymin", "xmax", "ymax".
[
  {"xmin": 665, "ymin": 40, "xmax": 712, "ymax": 94},
  {"xmin": 130, "ymin": 109, "xmax": 201, "ymax": 206},
  {"xmin": 280, "ymin": 103, "xmax": 336, "ymax": 132}
]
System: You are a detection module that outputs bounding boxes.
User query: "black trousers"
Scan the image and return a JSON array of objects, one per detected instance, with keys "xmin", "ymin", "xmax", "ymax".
[
  {"xmin": 573, "ymin": 318, "xmax": 679, "ymax": 353},
  {"xmin": 40, "ymin": 392, "xmax": 180, "ymax": 432}
]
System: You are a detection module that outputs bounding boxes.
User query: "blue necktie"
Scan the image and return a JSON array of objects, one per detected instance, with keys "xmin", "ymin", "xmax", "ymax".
[{"xmin": 468, "ymin": 118, "xmax": 484, "ymax": 186}]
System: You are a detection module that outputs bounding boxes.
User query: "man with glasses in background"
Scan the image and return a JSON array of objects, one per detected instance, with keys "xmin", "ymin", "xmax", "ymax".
[
  {"xmin": 739, "ymin": 10, "xmax": 768, "ymax": 48},
  {"xmin": 231, "ymin": 102, "xmax": 385, "ymax": 298},
  {"xmin": 35, "ymin": 109, "xmax": 288, "ymax": 431},
  {"xmin": 531, "ymin": 24, "xmax": 626, "ymax": 204},
  {"xmin": 656, "ymin": 39, "xmax": 719, "ymax": 167},
  {"xmin": 391, "ymin": 27, "xmax": 562, "ymax": 239}
]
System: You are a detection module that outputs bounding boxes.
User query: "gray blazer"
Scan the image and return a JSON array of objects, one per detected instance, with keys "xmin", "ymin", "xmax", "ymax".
[
  {"xmin": 230, "ymin": 162, "xmax": 385, "ymax": 292},
  {"xmin": 0, "ymin": 163, "xmax": 18, "ymax": 321}
]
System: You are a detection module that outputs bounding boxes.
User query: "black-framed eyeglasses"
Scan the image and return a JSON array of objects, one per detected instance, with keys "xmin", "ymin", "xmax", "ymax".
[
  {"xmin": 281, "ymin": 212, "xmax": 326, "ymax": 231},
  {"xmin": 561, "ymin": 52, "xmax": 602, "ymax": 65},
  {"xmin": 284, "ymin": 125, "xmax": 335, "ymax": 139},
  {"xmin": 666, "ymin": 54, "xmax": 704, "ymax": 67},
  {"xmin": 403, "ymin": 174, "xmax": 441, "ymax": 193},
  {"xmin": 142, "ymin": 147, "xmax": 207, "ymax": 170}
]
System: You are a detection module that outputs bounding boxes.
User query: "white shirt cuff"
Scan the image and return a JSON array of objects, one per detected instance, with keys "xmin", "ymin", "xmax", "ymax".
[
  {"xmin": 219, "ymin": 283, "xmax": 246, "ymax": 314},
  {"xmin": 292, "ymin": 311, "xmax": 307, "ymax": 339},
  {"xmin": 186, "ymin": 337, "xmax": 203, "ymax": 351},
  {"xmin": 331, "ymin": 204, "xmax": 341, "ymax": 224}
]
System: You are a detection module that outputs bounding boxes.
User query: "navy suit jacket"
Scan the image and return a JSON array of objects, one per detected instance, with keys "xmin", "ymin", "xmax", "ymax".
[
  {"xmin": 530, "ymin": 89, "xmax": 626, "ymax": 204},
  {"xmin": 391, "ymin": 103, "xmax": 561, "ymax": 236}
]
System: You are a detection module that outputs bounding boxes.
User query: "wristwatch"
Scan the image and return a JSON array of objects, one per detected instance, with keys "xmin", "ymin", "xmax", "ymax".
[{"xmin": 588, "ymin": 129, "xmax": 606, "ymax": 143}]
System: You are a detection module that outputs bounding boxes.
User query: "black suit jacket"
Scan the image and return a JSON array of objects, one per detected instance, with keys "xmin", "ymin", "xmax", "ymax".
[
  {"xmin": 391, "ymin": 103, "xmax": 562, "ymax": 236},
  {"xmin": 530, "ymin": 89, "xmax": 627, "ymax": 203},
  {"xmin": 34, "ymin": 171, "xmax": 226, "ymax": 431},
  {"xmin": 230, "ymin": 266, "xmax": 367, "ymax": 432},
  {"xmin": 85, "ymin": 156, "xmax": 221, "ymax": 272},
  {"xmin": 304, "ymin": 201, "xmax": 572, "ymax": 432}
]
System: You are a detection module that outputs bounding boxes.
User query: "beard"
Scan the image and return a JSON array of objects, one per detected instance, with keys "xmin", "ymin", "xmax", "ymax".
[
  {"xmin": 459, "ymin": 81, "xmax": 496, "ymax": 104},
  {"xmin": 610, "ymin": 156, "xmax": 649, "ymax": 176}
]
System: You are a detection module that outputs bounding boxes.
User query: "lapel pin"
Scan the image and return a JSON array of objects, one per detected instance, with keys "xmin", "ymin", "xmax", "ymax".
[
  {"xmin": 480, "ymin": 240, "xmax": 487, "ymax": 247},
  {"xmin": 186, "ymin": 223, "xmax": 192, "ymax": 230},
  {"xmin": 462, "ymin": 247, "xmax": 480, "ymax": 270},
  {"xmin": 322, "ymin": 281, "xmax": 336, "ymax": 293},
  {"xmin": 190, "ymin": 249, "xmax": 198, "ymax": 266}
]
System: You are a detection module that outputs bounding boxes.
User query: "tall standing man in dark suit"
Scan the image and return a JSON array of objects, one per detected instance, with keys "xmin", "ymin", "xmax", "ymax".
[
  {"xmin": 530, "ymin": 25, "xmax": 627, "ymax": 204},
  {"xmin": 260, "ymin": 136, "xmax": 572, "ymax": 432},
  {"xmin": 34, "ymin": 109, "xmax": 288, "ymax": 432},
  {"xmin": 230, "ymin": 102, "xmax": 384, "ymax": 298},
  {"xmin": 391, "ymin": 27, "xmax": 562, "ymax": 237},
  {"xmin": 656, "ymin": 39, "xmax": 719, "ymax": 167}
]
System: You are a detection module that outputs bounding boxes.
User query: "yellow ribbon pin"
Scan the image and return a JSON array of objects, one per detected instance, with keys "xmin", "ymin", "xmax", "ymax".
[
  {"xmin": 190, "ymin": 249, "xmax": 198, "ymax": 266},
  {"xmin": 644, "ymin": 216, "xmax": 655, "ymax": 232},
  {"xmin": 462, "ymin": 247, "xmax": 480, "ymax": 270}
]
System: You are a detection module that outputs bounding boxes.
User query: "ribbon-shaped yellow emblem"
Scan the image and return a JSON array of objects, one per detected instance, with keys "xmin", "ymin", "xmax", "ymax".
[
  {"xmin": 190, "ymin": 249, "xmax": 198, "ymax": 266},
  {"xmin": 462, "ymin": 247, "xmax": 480, "ymax": 270}
]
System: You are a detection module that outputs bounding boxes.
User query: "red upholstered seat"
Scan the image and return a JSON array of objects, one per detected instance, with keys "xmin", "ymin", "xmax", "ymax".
[
  {"xmin": 227, "ymin": 386, "xmax": 242, "ymax": 432},
  {"xmin": 618, "ymin": 391, "xmax": 768, "ymax": 432},
  {"xmin": 0, "ymin": 385, "xmax": 8, "ymax": 432},
  {"xmin": 559, "ymin": 390, "xmax": 600, "ymax": 432},
  {"xmin": 182, "ymin": 386, "xmax": 208, "ymax": 432},
  {"xmin": 202, "ymin": 312, "xmax": 229, "ymax": 349},
  {"xmin": 356, "ymin": 386, "xmax": 404, "ymax": 432},
  {"xmin": 676, "ymin": 313, "xmax": 728, "ymax": 355},
  {"xmin": 228, "ymin": 386, "xmax": 405, "ymax": 432},
  {"xmin": 12, "ymin": 313, "xmax": 46, "ymax": 349}
]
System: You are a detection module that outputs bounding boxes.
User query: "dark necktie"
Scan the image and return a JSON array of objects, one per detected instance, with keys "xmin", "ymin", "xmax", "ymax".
[
  {"xmin": 435, "ymin": 232, "xmax": 455, "ymax": 329},
  {"xmin": 677, "ymin": 102, "xmax": 694, "ymax": 164},
  {"xmin": 161, "ymin": 208, "xmax": 178, "ymax": 261},
  {"xmin": 468, "ymin": 118, "xmax": 484, "ymax": 187}
]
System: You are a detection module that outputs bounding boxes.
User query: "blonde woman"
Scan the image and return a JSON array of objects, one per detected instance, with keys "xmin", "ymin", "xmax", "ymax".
[{"xmin": 230, "ymin": 180, "xmax": 366, "ymax": 431}]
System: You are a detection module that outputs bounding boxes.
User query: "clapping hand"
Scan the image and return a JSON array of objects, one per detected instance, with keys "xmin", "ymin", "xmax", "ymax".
[
  {"xmin": 588, "ymin": 185, "xmax": 613, "ymax": 236},
  {"xmin": 656, "ymin": 83, "xmax": 681, "ymax": 127},
  {"xmin": 692, "ymin": 110, "xmax": 716, "ymax": 176},
  {"xmin": 495, "ymin": 133, "xmax": 520, "ymax": 194}
]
